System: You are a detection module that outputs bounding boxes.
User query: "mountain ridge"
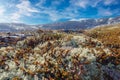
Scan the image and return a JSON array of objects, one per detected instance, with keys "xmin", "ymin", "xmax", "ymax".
[{"xmin": 0, "ymin": 16, "xmax": 120, "ymax": 32}]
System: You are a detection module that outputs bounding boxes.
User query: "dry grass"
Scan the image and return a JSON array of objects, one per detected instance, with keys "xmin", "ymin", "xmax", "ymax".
[{"xmin": 85, "ymin": 23, "xmax": 120, "ymax": 53}]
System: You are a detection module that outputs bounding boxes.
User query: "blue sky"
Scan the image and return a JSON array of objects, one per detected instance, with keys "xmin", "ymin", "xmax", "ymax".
[{"xmin": 0, "ymin": 0, "xmax": 120, "ymax": 24}]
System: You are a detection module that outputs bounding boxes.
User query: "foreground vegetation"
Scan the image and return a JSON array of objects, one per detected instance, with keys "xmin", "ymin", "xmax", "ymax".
[{"xmin": 0, "ymin": 26, "xmax": 120, "ymax": 80}]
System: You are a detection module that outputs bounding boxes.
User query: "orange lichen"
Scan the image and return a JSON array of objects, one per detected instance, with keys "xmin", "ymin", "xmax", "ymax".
[{"xmin": 12, "ymin": 76, "xmax": 22, "ymax": 80}]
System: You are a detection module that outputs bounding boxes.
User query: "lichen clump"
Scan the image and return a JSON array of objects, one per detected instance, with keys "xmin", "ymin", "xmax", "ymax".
[{"xmin": 0, "ymin": 29, "xmax": 120, "ymax": 80}]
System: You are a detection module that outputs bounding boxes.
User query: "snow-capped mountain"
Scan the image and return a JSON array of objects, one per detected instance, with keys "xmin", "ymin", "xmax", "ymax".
[
  {"xmin": 42, "ymin": 16, "xmax": 120, "ymax": 30},
  {"xmin": 0, "ymin": 16, "xmax": 120, "ymax": 32},
  {"xmin": 0, "ymin": 23, "xmax": 40, "ymax": 32}
]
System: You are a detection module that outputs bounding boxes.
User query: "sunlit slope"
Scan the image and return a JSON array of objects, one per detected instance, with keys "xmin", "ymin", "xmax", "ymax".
[{"xmin": 85, "ymin": 23, "xmax": 120, "ymax": 54}]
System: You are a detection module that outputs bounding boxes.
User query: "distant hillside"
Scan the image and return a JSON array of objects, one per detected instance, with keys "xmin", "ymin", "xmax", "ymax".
[
  {"xmin": 42, "ymin": 16, "xmax": 120, "ymax": 30},
  {"xmin": 0, "ymin": 23, "xmax": 39, "ymax": 32},
  {"xmin": 0, "ymin": 16, "xmax": 120, "ymax": 32}
]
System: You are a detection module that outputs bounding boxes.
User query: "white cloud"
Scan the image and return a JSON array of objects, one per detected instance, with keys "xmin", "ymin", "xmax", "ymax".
[
  {"xmin": 23, "ymin": 0, "xmax": 120, "ymax": 23},
  {"xmin": 10, "ymin": 0, "xmax": 39, "ymax": 22},
  {"xmin": 70, "ymin": 18, "xmax": 88, "ymax": 21},
  {"xmin": 10, "ymin": 13, "xmax": 21, "ymax": 22},
  {"xmin": 17, "ymin": 0, "xmax": 39, "ymax": 13},
  {"xmin": 36, "ymin": 0, "xmax": 46, "ymax": 6},
  {"xmin": 70, "ymin": 0, "xmax": 102, "ymax": 8},
  {"xmin": 0, "ymin": 6, "xmax": 5, "ymax": 16},
  {"xmin": 0, "ymin": 6, "xmax": 9, "ymax": 22},
  {"xmin": 41, "ymin": 9, "xmax": 78, "ymax": 21},
  {"xmin": 70, "ymin": 0, "xmax": 88, "ymax": 8},
  {"xmin": 39, "ymin": 9, "xmax": 63, "ymax": 21},
  {"xmin": 104, "ymin": 11, "xmax": 112, "ymax": 15},
  {"xmin": 104, "ymin": 0, "xmax": 115, "ymax": 5},
  {"xmin": 98, "ymin": 8, "xmax": 113, "ymax": 16},
  {"xmin": 51, "ymin": 0, "xmax": 64, "ymax": 6},
  {"xmin": 92, "ymin": 0, "xmax": 102, "ymax": 7},
  {"xmin": 75, "ymin": 0, "xmax": 89, "ymax": 8},
  {"xmin": 35, "ymin": 0, "xmax": 79, "ymax": 21},
  {"xmin": 0, "ymin": 0, "xmax": 40, "ymax": 23}
]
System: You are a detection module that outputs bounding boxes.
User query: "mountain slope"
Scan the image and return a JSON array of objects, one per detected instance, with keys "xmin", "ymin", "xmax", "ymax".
[
  {"xmin": 0, "ymin": 16, "xmax": 120, "ymax": 31},
  {"xmin": 0, "ymin": 23, "xmax": 39, "ymax": 32},
  {"xmin": 85, "ymin": 23, "xmax": 120, "ymax": 54},
  {"xmin": 42, "ymin": 16, "xmax": 120, "ymax": 30}
]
